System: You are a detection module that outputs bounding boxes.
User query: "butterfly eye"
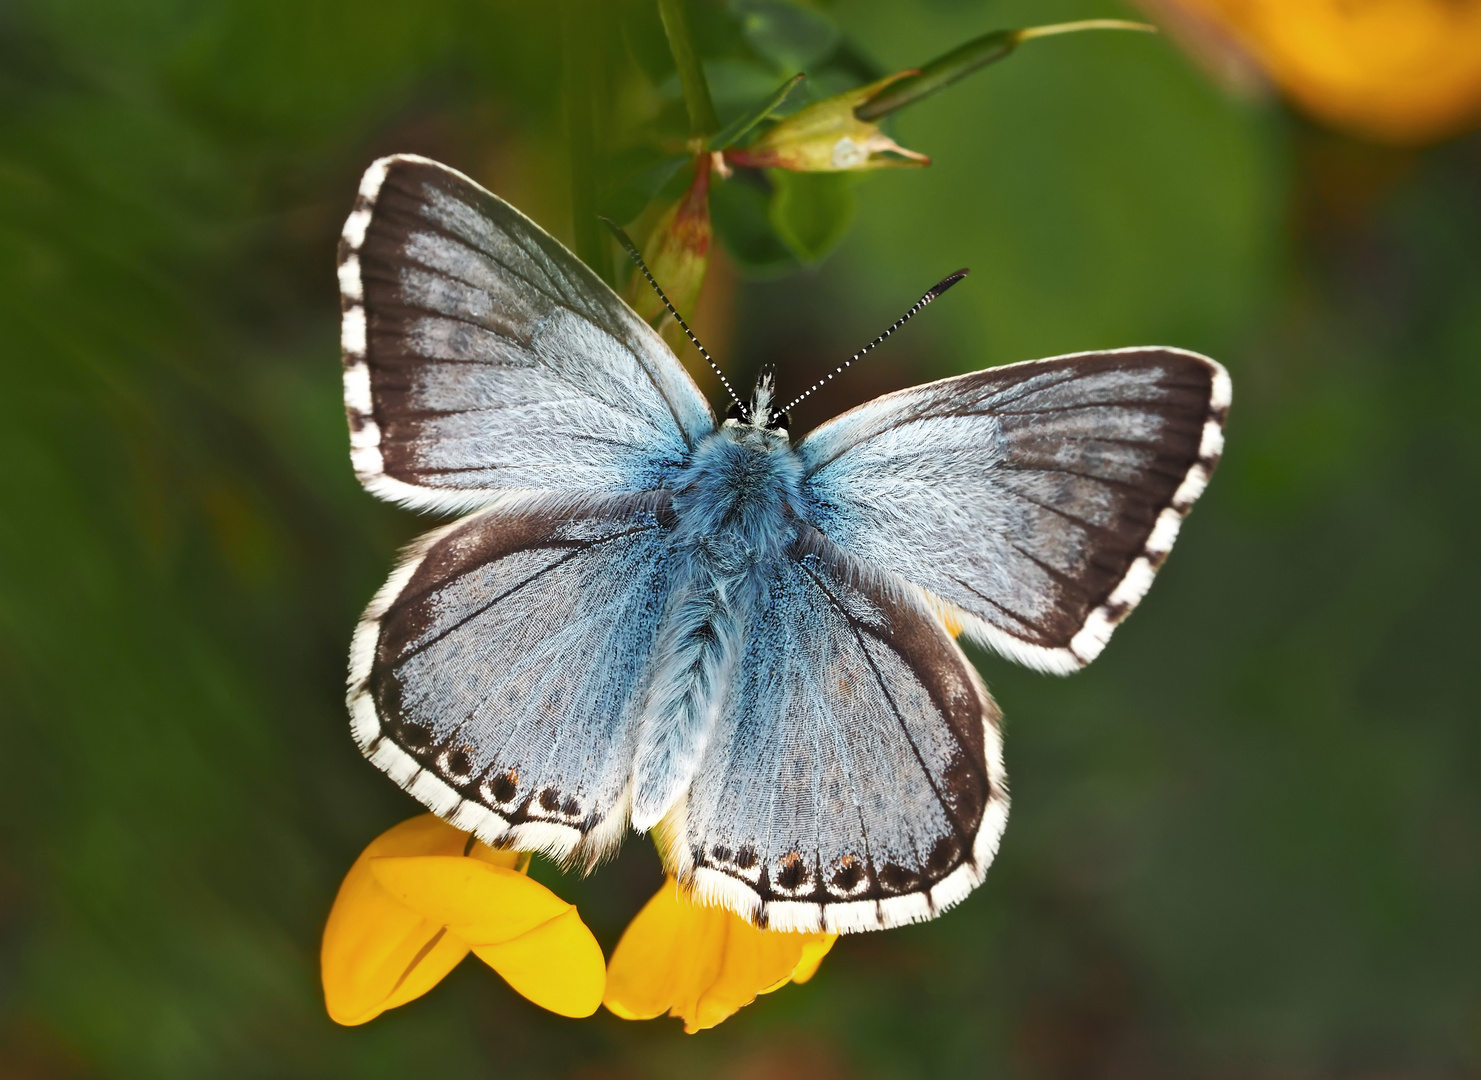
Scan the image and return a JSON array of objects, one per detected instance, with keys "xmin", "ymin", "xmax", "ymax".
[
  {"xmin": 766, "ymin": 409, "xmax": 791, "ymax": 432},
  {"xmin": 725, "ymin": 401, "xmax": 747, "ymax": 423}
]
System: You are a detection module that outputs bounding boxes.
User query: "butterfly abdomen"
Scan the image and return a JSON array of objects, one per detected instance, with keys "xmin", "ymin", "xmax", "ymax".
[{"xmin": 629, "ymin": 425, "xmax": 804, "ymax": 831}]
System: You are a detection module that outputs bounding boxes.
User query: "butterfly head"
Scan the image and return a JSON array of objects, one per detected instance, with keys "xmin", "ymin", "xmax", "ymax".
[{"xmin": 723, "ymin": 369, "xmax": 791, "ymax": 435}]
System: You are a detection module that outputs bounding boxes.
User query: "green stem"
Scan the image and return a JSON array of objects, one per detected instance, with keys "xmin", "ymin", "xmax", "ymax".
[
  {"xmin": 561, "ymin": 0, "xmax": 610, "ymax": 282},
  {"xmin": 708, "ymin": 74, "xmax": 803, "ymax": 151},
  {"xmin": 658, "ymin": 0, "xmax": 719, "ymax": 137},
  {"xmin": 856, "ymin": 18, "xmax": 1154, "ymax": 121},
  {"xmin": 1014, "ymin": 17, "xmax": 1157, "ymax": 42}
]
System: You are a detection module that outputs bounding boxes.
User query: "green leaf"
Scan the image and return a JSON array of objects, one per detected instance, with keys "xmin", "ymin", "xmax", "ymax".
[
  {"xmin": 729, "ymin": 0, "xmax": 839, "ymax": 73},
  {"xmin": 600, "ymin": 152, "xmax": 691, "ymax": 224},
  {"xmin": 710, "ymin": 172, "xmax": 796, "ymax": 274},
  {"xmin": 708, "ymin": 73, "xmax": 804, "ymax": 151},
  {"xmin": 767, "ymin": 170, "xmax": 854, "ymax": 262}
]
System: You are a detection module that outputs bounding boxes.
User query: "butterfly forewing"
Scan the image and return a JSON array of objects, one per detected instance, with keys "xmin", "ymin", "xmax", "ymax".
[
  {"xmin": 797, "ymin": 348, "xmax": 1230, "ymax": 673},
  {"xmin": 348, "ymin": 494, "xmax": 676, "ymax": 862},
  {"xmin": 339, "ymin": 154, "xmax": 714, "ymax": 515},
  {"xmin": 672, "ymin": 528, "xmax": 1008, "ymax": 933}
]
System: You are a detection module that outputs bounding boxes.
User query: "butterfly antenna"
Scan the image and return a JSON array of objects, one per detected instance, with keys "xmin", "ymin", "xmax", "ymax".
[
  {"xmin": 780, "ymin": 269, "xmax": 970, "ymax": 415},
  {"xmin": 601, "ymin": 216, "xmax": 744, "ymax": 411}
]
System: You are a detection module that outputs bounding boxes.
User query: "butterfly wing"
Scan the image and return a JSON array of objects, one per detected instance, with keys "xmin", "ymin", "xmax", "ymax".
[
  {"xmin": 667, "ymin": 527, "xmax": 1008, "ymax": 933},
  {"xmin": 339, "ymin": 154, "xmax": 714, "ymax": 514},
  {"xmin": 797, "ymin": 348, "xmax": 1230, "ymax": 673},
  {"xmin": 349, "ymin": 493, "xmax": 677, "ymax": 862}
]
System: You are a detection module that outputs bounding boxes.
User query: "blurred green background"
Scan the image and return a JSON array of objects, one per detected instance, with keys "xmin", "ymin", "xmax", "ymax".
[{"xmin": 1, "ymin": 0, "xmax": 1478, "ymax": 1076}]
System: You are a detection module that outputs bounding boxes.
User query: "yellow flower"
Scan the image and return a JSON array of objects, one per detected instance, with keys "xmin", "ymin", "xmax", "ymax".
[
  {"xmin": 604, "ymin": 878, "xmax": 836, "ymax": 1033},
  {"xmin": 321, "ymin": 814, "xmax": 605, "ymax": 1024},
  {"xmin": 1142, "ymin": 0, "xmax": 1481, "ymax": 144},
  {"xmin": 725, "ymin": 73, "xmax": 930, "ymax": 172}
]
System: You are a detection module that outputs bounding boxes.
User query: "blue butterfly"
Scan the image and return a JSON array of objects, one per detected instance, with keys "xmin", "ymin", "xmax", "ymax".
[{"xmin": 339, "ymin": 155, "xmax": 1229, "ymax": 933}]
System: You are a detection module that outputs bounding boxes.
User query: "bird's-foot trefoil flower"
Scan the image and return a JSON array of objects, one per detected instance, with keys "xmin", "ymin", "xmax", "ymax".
[
  {"xmin": 321, "ymin": 813, "xmax": 605, "ymax": 1024},
  {"xmin": 1136, "ymin": 0, "xmax": 1481, "ymax": 144},
  {"xmin": 604, "ymin": 877, "xmax": 836, "ymax": 1033}
]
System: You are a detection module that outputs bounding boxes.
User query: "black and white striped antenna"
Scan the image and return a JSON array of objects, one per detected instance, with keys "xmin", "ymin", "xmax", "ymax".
[
  {"xmin": 602, "ymin": 216, "xmax": 744, "ymax": 413},
  {"xmin": 780, "ymin": 269, "xmax": 970, "ymax": 415}
]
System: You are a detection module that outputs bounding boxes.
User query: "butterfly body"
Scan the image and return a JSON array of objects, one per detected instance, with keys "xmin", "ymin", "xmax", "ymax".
[
  {"xmin": 339, "ymin": 154, "xmax": 1230, "ymax": 933},
  {"xmin": 633, "ymin": 388, "xmax": 802, "ymax": 829}
]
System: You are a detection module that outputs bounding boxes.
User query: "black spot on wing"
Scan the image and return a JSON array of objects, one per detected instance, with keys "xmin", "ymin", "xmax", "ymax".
[
  {"xmin": 366, "ymin": 494, "xmax": 676, "ymax": 844},
  {"xmin": 687, "ymin": 533, "xmax": 997, "ymax": 912}
]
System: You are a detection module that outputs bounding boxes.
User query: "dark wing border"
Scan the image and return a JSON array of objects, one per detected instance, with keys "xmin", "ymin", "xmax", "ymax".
[
  {"xmin": 339, "ymin": 156, "xmax": 451, "ymax": 511},
  {"xmin": 346, "ymin": 512, "xmax": 518, "ymax": 844},
  {"xmin": 801, "ymin": 347, "xmax": 1231, "ymax": 674},
  {"xmin": 658, "ymin": 535, "xmax": 1012, "ymax": 934},
  {"xmin": 1050, "ymin": 349, "xmax": 1229, "ymax": 668},
  {"xmin": 347, "ymin": 491, "xmax": 669, "ymax": 860},
  {"xmin": 338, "ymin": 153, "xmax": 712, "ymax": 515}
]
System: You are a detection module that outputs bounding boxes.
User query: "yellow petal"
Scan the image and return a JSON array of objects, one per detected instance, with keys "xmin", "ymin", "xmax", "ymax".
[
  {"xmin": 604, "ymin": 879, "xmax": 836, "ymax": 1033},
  {"xmin": 469, "ymin": 840, "xmax": 526, "ymax": 873},
  {"xmin": 321, "ymin": 814, "xmax": 476, "ymax": 1026},
  {"xmin": 790, "ymin": 935, "xmax": 837, "ymax": 985},
  {"xmin": 602, "ymin": 880, "xmax": 689, "ymax": 1020},
  {"xmin": 472, "ymin": 907, "xmax": 606, "ymax": 1017},
  {"xmin": 369, "ymin": 855, "xmax": 571, "ymax": 946}
]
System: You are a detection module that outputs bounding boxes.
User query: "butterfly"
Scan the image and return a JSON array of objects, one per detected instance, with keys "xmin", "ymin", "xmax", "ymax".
[{"xmin": 338, "ymin": 154, "xmax": 1229, "ymax": 934}]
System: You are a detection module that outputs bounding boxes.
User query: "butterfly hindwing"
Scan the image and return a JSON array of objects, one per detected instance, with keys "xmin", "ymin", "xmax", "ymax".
[
  {"xmin": 339, "ymin": 154, "xmax": 714, "ymax": 514},
  {"xmin": 669, "ymin": 526, "xmax": 1009, "ymax": 933},
  {"xmin": 348, "ymin": 494, "xmax": 677, "ymax": 862},
  {"xmin": 797, "ymin": 348, "xmax": 1230, "ymax": 673}
]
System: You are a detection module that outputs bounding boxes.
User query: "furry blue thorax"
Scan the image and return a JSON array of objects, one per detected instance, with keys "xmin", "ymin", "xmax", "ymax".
[
  {"xmin": 671, "ymin": 423, "xmax": 801, "ymax": 559},
  {"xmin": 628, "ymin": 401, "xmax": 805, "ymax": 830}
]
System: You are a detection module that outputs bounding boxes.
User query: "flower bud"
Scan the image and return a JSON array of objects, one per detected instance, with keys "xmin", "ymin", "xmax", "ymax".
[
  {"xmin": 725, "ymin": 73, "xmax": 930, "ymax": 172},
  {"xmin": 629, "ymin": 153, "xmax": 713, "ymax": 350}
]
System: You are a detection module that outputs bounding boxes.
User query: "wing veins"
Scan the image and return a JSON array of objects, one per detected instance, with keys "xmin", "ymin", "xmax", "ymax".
[
  {"xmin": 995, "ymin": 462, "xmax": 1178, "ymax": 497},
  {"xmin": 369, "ymin": 305, "xmax": 673, "ymax": 442},
  {"xmin": 368, "ymin": 394, "xmax": 616, "ymax": 420},
  {"xmin": 814, "ymin": 659, "xmax": 881, "ymax": 901},
  {"xmin": 477, "ymin": 571, "xmax": 653, "ymax": 813},
  {"xmin": 801, "ymin": 366, "xmax": 1168, "ymax": 476},
  {"xmin": 396, "ymin": 205, "xmax": 574, "ymax": 312},
  {"xmin": 795, "ymin": 560, "xmax": 978, "ymax": 855},
  {"xmin": 401, "ymin": 224, "xmax": 581, "ymax": 319},
  {"xmin": 987, "ymin": 399, "xmax": 1192, "ymax": 417},
  {"xmin": 384, "ymin": 429, "xmax": 659, "ymax": 462},
  {"xmin": 386, "ymin": 521, "xmax": 662, "ymax": 660},
  {"xmin": 992, "ymin": 480, "xmax": 1135, "ymax": 536},
  {"xmin": 1000, "ymin": 538, "xmax": 1097, "ymax": 601},
  {"xmin": 943, "ymin": 574, "xmax": 1048, "ymax": 635},
  {"xmin": 399, "ymin": 208, "xmax": 696, "ymax": 445}
]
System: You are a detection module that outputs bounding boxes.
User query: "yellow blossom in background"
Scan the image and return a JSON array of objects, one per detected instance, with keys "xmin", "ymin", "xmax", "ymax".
[
  {"xmin": 604, "ymin": 878, "xmax": 836, "ymax": 1033},
  {"xmin": 321, "ymin": 814, "xmax": 605, "ymax": 1024},
  {"xmin": 1142, "ymin": 0, "xmax": 1481, "ymax": 144},
  {"xmin": 726, "ymin": 73, "xmax": 930, "ymax": 172}
]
